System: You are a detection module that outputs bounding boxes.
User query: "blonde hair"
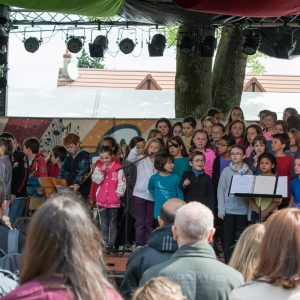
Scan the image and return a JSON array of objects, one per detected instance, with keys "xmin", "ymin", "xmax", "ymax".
[
  {"xmin": 229, "ymin": 223, "xmax": 265, "ymax": 282},
  {"xmin": 132, "ymin": 277, "xmax": 186, "ymax": 300},
  {"xmin": 143, "ymin": 138, "xmax": 161, "ymax": 155}
]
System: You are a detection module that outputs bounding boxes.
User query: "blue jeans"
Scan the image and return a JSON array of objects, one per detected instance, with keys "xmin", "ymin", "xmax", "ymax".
[
  {"xmin": 9, "ymin": 197, "xmax": 26, "ymax": 226},
  {"xmin": 99, "ymin": 207, "xmax": 119, "ymax": 247}
]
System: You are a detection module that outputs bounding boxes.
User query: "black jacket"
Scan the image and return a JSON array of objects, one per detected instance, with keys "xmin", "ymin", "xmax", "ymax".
[
  {"xmin": 120, "ymin": 225, "xmax": 177, "ymax": 300},
  {"xmin": 180, "ymin": 171, "xmax": 215, "ymax": 212},
  {"xmin": 0, "ymin": 220, "xmax": 25, "ymax": 253},
  {"xmin": 11, "ymin": 151, "xmax": 29, "ymax": 197}
]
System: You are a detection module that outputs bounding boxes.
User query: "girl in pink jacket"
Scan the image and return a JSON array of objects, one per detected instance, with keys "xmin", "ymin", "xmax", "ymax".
[{"xmin": 91, "ymin": 146, "xmax": 126, "ymax": 252}]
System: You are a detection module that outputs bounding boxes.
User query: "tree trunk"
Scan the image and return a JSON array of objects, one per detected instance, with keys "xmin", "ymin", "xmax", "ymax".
[
  {"xmin": 175, "ymin": 26, "xmax": 214, "ymax": 118},
  {"xmin": 212, "ymin": 28, "xmax": 247, "ymax": 115}
]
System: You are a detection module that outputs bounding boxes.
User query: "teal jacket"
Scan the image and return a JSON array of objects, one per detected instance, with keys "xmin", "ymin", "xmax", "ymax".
[{"xmin": 140, "ymin": 242, "xmax": 244, "ymax": 300}]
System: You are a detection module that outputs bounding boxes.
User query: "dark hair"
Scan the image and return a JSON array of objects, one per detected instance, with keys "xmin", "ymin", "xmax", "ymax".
[
  {"xmin": 254, "ymin": 208, "xmax": 300, "ymax": 289},
  {"xmin": 287, "ymin": 115, "xmax": 300, "ymax": 131},
  {"xmin": 63, "ymin": 133, "xmax": 80, "ymax": 146},
  {"xmin": 99, "ymin": 146, "xmax": 113, "ymax": 156},
  {"xmin": 253, "ymin": 135, "xmax": 268, "ymax": 148},
  {"xmin": 219, "ymin": 134, "xmax": 236, "ymax": 146},
  {"xmin": 284, "ymin": 107, "xmax": 298, "ymax": 117},
  {"xmin": 20, "ymin": 192, "xmax": 113, "ymax": 300},
  {"xmin": 274, "ymin": 120, "xmax": 288, "ymax": 133},
  {"xmin": 102, "ymin": 136, "xmax": 120, "ymax": 156},
  {"xmin": 23, "ymin": 137, "xmax": 40, "ymax": 154},
  {"xmin": 0, "ymin": 137, "xmax": 13, "ymax": 160},
  {"xmin": 231, "ymin": 144, "xmax": 246, "ymax": 155},
  {"xmin": 147, "ymin": 129, "xmax": 162, "ymax": 140},
  {"xmin": 0, "ymin": 132, "xmax": 15, "ymax": 141},
  {"xmin": 225, "ymin": 106, "xmax": 245, "ymax": 130},
  {"xmin": 228, "ymin": 120, "xmax": 246, "ymax": 141},
  {"xmin": 258, "ymin": 153, "xmax": 277, "ymax": 174},
  {"xmin": 188, "ymin": 151, "xmax": 205, "ymax": 163},
  {"xmin": 206, "ymin": 107, "xmax": 221, "ymax": 118},
  {"xmin": 172, "ymin": 122, "xmax": 183, "ymax": 135},
  {"xmin": 167, "ymin": 136, "xmax": 188, "ymax": 157},
  {"xmin": 272, "ymin": 133, "xmax": 290, "ymax": 151},
  {"xmin": 124, "ymin": 136, "xmax": 145, "ymax": 158},
  {"xmin": 183, "ymin": 116, "xmax": 197, "ymax": 128},
  {"xmin": 245, "ymin": 124, "xmax": 263, "ymax": 147},
  {"xmin": 288, "ymin": 129, "xmax": 300, "ymax": 148},
  {"xmin": 52, "ymin": 145, "xmax": 67, "ymax": 162},
  {"xmin": 155, "ymin": 118, "xmax": 172, "ymax": 137},
  {"xmin": 258, "ymin": 109, "xmax": 271, "ymax": 117},
  {"xmin": 154, "ymin": 153, "xmax": 174, "ymax": 172}
]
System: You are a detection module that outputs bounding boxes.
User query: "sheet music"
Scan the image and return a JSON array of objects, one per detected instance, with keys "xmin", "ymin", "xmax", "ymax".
[
  {"xmin": 229, "ymin": 175, "xmax": 255, "ymax": 195},
  {"xmin": 253, "ymin": 176, "xmax": 277, "ymax": 195},
  {"xmin": 275, "ymin": 176, "xmax": 288, "ymax": 197}
]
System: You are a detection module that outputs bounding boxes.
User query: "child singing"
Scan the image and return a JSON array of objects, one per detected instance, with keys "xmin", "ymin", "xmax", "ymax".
[{"xmin": 91, "ymin": 146, "xmax": 126, "ymax": 252}]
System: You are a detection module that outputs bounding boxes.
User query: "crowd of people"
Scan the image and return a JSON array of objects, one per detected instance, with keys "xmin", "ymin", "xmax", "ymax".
[{"xmin": 0, "ymin": 105, "xmax": 300, "ymax": 299}]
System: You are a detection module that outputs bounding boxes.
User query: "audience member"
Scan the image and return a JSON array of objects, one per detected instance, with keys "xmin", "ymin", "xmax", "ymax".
[
  {"xmin": 172, "ymin": 122, "xmax": 183, "ymax": 137},
  {"xmin": 1, "ymin": 192, "xmax": 122, "ymax": 300},
  {"xmin": 230, "ymin": 208, "xmax": 300, "ymax": 300},
  {"xmin": 120, "ymin": 198, "xmax": 185, "ymax": 299},
  {"xmin": 182, "ymin": 116, "xmax": 197, "ymax": 153},
  {"xmin": 141, "ymin": 202, "xmax": 244, "ymax": 300}
]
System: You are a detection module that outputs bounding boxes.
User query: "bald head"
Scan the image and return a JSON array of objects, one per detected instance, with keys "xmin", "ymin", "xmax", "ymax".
[
  {"xmin": 159, "ymin": 198, "xmax": 185, "ymax": 226},
  {"xmin": 174, "ymin": 202, "xmax": 214, "ymax": 246}
]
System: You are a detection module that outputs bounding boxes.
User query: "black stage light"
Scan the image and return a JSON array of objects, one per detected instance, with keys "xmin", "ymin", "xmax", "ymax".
[
  {"xmin": 201, "ymin": 36, "xmax": 216, "ymax": 57},
  {"xmin": 148, "ymin": 34, "xmax": 166, "ymax": 57},
  {"xmin": 119, "ymin": 38, "xmax": 135, "ymax": 54},
  {"xmin": 0, "ymin": 27, "xmax": 8, "ymax": 46},
  {"xmin": 66, "ymin": 37, "xmax": 83, "ymax": 54},
  {"xmin": 0, "ymin": 5, "xmax": 10, "ymax": 25},
  {"xmin": 178, "ymin": 36, "xmax": 194, "ymax": 54},
  {"xmin": 241, "ymin": 31, "xmax": 260, "ymax": 55},
  {"xmin": 274, "ymin": 35, "xmax": 297, "ymax": 59},
  {"xmin": 24, "ymin": 37, "xmax": 41, "ymax": 53},
  {"xmin": 0, "ymin": 77, "xmax": 7, "ymax": 88},
  {"xmin": 89, "ymin": 35, "xmax": 108, "ymax": 58}
]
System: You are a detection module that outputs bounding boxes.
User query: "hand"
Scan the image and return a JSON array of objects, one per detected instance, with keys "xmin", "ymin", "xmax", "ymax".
[
  {"xmin": 218, "ymin": 213, "xmax": 225, "ymax": 220},
  {"xmin": 183, "ymin": 178, "xmax": 191, "ymax": 187},
  {"xmin": 10, "ymin": 194, "xmax": 16, "ymax": 204},
  {"xmin": 73, "ymin": 184, "xmax": 80, "ymax": 191},
  {"xmin": 136, "ymin": 141, "xmax": 146, "ymax": 150},
  {"xmin": 101, "ymin": 164, "xmax": 108, "ymax": 172}
]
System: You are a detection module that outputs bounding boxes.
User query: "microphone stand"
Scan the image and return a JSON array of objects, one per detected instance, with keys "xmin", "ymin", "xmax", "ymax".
[{"xmin": 116, "ymin": 152, "xmax": 157, "ymax": 255}]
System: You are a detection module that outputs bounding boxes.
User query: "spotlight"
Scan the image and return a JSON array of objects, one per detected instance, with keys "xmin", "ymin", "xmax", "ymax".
[
  {"xmin": 66, "ymin": 37, "xmax": 83, "ymax": 54},
  {"xmin": 89, "ymin": 35, "xmax": 108, "ymax": 58},
  {"xmin": 23, "ymin": 37, "xmax": 41, "ymax": 53},
  {"xmin": 178, "ymin": 36, "xmax": 194, "ymax": 54},
  {"xmin": 119, "ymin": 38, "xmax": 135, "ymax": 54},
  {"xmin": 0, "ymin": 49, "xmax": 7, "ymax": 64},
  {"xmin": 274, "ymin": 35, "xmax": 297, "ymax": 59},
  {"xmin": 0, "ymin": 27, "xmax": 8, "ymax": 46},
  {"xmin": 241, "ymin": 31, "xmax": 260, "ymax": 55},
  {"xmin": 200, "ymin": 36, "xmax": 216, "ymax": 57},
  {"xmin": 0, "ymin": 5, "xmax": 10, "ymax": 25},
  {"xmin": 148, "ymin": 34, "xmax": 166, "ymax": 57}
]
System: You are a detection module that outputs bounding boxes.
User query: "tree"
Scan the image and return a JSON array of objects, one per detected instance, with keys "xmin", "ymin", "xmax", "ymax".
[
  {"xmin": 77, "ymin": 48, "xmax": 105, "ymax": 68},
  {"xmin": 169, "ymin": 26, "xmax": 265, "ymax": 117}
]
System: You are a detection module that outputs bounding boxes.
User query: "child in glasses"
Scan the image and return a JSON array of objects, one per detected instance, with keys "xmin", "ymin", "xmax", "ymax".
[{"xmin": 180, "ymin": 151, "xmax": 214, "ymax": 212}]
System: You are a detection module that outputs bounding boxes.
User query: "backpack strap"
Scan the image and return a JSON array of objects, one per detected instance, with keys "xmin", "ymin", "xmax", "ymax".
[{"xmin": 7, "ymin": 230, "xmax": 19, "ymax": 254}]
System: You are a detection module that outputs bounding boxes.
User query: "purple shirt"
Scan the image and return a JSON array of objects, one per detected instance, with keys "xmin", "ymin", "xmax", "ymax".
[{"xmin": 220, "ymin": 156, "xmax": 231, "ymax": 174}]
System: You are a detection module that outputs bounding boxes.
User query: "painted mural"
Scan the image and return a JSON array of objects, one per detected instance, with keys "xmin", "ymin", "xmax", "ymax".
[{"xmin": 0, "ymin": 117, "xmax": 165, "ymax": 154}]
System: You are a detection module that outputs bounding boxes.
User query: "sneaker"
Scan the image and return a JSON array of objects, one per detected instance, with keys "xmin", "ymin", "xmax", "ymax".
[{"xmin": 106, "ymin": 245, "xmax": 117, "ymax": 253}]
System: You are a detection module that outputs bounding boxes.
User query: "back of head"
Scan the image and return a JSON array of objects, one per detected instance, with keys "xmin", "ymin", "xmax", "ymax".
[
  {"xmin": 229, "ymin": 223, "xmax": 265, "ymax": 282},
  {"xmin": 174, "ymin": 202, "xmax": 214, "ymax": 245},
  {"xmin": 159, "ymin": 198, "xmax": 185, "ymax": 226},
  {"xmin": 254, "ymin": 208, "xmax": 300, "ymax": 289},
  {"xmin": 132, "ymin": 276, "xmax": 186, "ymax": 300},
  {"xmin": 20, "ymin": 192, "xmax": 111, "ymax": 300}
]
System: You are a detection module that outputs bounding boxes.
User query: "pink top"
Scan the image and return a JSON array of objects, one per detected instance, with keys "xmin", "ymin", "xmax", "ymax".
[
  {"xmin": 1, "ymin": 279, "xmax": 122, "ymax": 300},
  {"xmin": 246, "ymin": 145, "xmax": 253, "ymax": 158},
  {"xmin": 263, "ymin": 131, "xmax": 272, "ymax": 141},
  {"xmin": 193, "ymin": 148, "xmax": 216, "ymax": 177}
]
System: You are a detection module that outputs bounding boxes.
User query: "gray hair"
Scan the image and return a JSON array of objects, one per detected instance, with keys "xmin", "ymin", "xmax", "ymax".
[{"xmin": 174, "ymin": 202, "xmax": 214, "ymax": 243}]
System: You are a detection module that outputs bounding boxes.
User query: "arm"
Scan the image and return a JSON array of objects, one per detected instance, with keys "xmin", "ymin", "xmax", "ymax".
[
  {"xmin": 91, "ymin": 164, "xmax": 104, "ymax": 184},
  {"xmin": 179, "ymin": 172, "xmax": 189, "ymax": 190},
  {"xmin": 248, "ymin": 197, "xmax": 259, "ymax": 213},
  {"xmin": 116, "ymin": 169, "xmax": 126, "ymax": 197},
  {"xmin": 127, "ymin": 147, "xmax": 139, "ymax": 163},
  {"xmin": 217, "ymin": 172, "xmax": 227, "ymax": 219},
  {"xmin": 74, "ymin": 156, "xmax": 90, "ymax": 185},
  {"xmin": 148, "ymin": 176, "xmax": 155, "ymax": 197},
  {"xmin": 262, "ymin": 199, "xmax": 281, "ymax": 220}
]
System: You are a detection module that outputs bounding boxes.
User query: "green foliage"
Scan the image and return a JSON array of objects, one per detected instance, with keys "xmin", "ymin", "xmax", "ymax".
[
  {"xmin": 246, "ymin": 52, "xmax": 266, "ymax": 75},
  {"xmin": 162, "ymin": 26, "xmax": 178, "ymax": 47},
  {"xmin": 77, "ymin": 48, "xmax": 104, "ymax": 69}
]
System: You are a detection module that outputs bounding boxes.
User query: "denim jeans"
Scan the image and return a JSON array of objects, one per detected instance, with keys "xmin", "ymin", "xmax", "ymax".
[
  {"xmin": 99, "ymin": 207, "xmax": 119, "ymax": 247},
  {"xmin": 9, "ymin": 197, "xmax": 26, "ymax": 226}
]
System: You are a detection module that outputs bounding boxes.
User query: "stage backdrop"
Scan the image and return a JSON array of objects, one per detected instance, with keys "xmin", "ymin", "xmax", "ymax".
[{"xmin": 0, "ymin": 117, "xmax": 168, "ymax": 154}]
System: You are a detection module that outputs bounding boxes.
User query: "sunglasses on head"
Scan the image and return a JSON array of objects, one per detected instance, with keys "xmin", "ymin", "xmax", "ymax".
[{"xmin": 168, "ymin": 142, "xmax": 179, "ymax": 148}]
